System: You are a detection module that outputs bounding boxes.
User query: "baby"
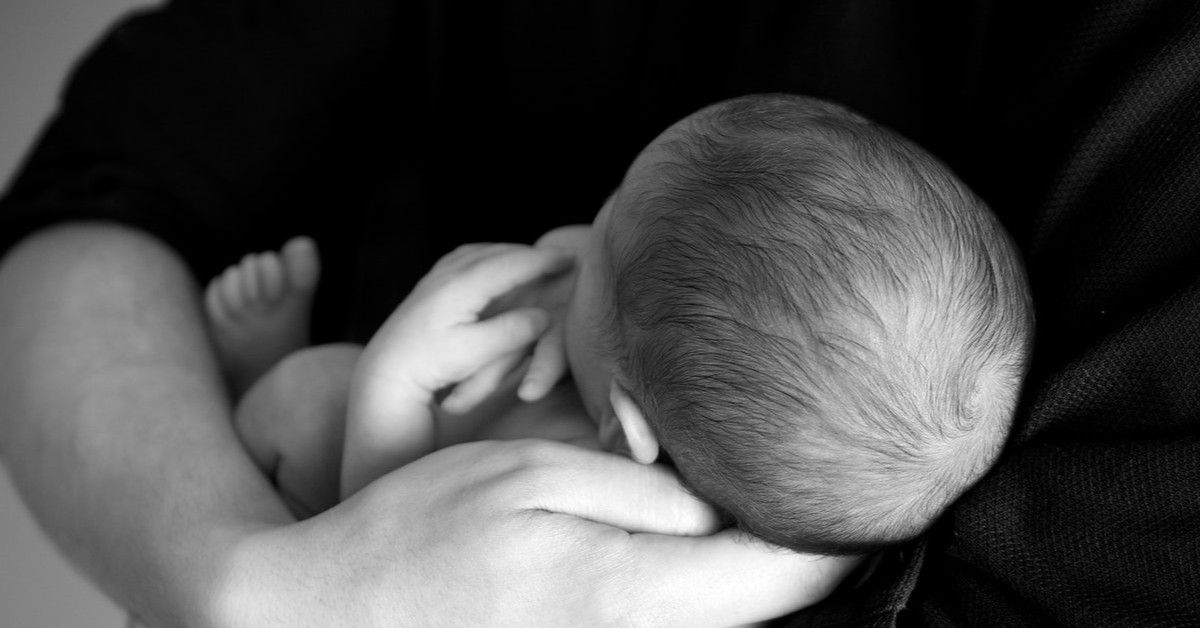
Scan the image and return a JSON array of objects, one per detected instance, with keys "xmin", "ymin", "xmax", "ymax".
[{"xmin": 207, "ymin": 94, "xmax": 1032, "ymax": 568}]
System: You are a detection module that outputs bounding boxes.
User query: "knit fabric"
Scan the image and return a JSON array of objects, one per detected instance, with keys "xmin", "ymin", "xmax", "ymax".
[{"xmin": 802, "ymin": 3, "xmax": 1200, "ymax": 625}]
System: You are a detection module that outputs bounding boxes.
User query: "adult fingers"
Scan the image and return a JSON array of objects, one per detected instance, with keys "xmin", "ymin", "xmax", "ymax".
[
  {"xmin": 627, "ymin": 529, "xmax": 864, "ymax": 626},
  {"xmin": 516, "ymin": 444, "xmax": 720, "ymax": 537}
]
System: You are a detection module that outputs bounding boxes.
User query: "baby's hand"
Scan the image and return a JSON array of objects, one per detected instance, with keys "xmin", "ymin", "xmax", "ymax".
[
  {"xmin": 514, "ymin": 225, "xmax": 593, "ymax": 402},
  {"xmin": 358, "ymin": 243, "xmax": 573, "ymax": 409}
]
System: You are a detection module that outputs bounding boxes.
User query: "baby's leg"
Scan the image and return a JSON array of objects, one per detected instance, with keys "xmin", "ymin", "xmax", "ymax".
[
  {"xmin": 204, "ymin": 237, "xmax": 351, "ymax": 517},
  {"xmin": 235, "ymin": 344, "xmax": 361, "ymax": 518},
  {"xmin": 204, "ymin": 236, "xmax": 320, "ymax": 395}
]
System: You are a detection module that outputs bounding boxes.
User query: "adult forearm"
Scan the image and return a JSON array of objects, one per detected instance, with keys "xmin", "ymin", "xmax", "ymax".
[{"xmin": 0, "ymin": 223, "xmax": 292, "ymax": 627}]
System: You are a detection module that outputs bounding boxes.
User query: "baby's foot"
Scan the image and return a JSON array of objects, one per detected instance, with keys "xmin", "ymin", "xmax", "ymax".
[{"xmin": 205, "ymin": 237, "xmax": 321, "ymax": 395}]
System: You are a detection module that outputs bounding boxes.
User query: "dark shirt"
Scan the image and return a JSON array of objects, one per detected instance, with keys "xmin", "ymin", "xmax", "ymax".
[{"xmin": 3, "ymin": 1, "xmax": 1199, "ymax": 625}]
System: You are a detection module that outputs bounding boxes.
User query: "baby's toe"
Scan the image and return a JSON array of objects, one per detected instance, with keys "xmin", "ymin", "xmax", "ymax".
[
  {"xmin": 256, "ymin": 252, "xmax": 286, "ymax": 305},
  {"xmin": 219, "ymin": 265, "xmax": 246, "ymax": 315},
  {"xmin": 239, "ymin": 254, "xmax": 263, "ymax": 307},
  {"xmin": 281, "ymin": 237, "xmax": 320, "ymax": 294},
  {"xmin": 204, "ymin": 277, "xmax": 229, "ymax": 324}
]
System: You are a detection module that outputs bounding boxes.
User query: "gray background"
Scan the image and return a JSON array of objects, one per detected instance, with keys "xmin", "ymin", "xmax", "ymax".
[{"xmin": 1, "ymin": 1, "xmax": 157, "ymax": 625}]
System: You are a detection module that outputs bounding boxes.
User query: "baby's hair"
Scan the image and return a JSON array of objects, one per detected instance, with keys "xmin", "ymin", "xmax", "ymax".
[{"xmin": 603, "ymin": 94, "xmax": 1033, "ymax": 554}]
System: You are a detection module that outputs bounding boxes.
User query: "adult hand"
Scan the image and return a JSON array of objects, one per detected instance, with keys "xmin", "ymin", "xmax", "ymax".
[{"xmin": 220, "ymin": 439, "xmax": 857, "ymax": 627}]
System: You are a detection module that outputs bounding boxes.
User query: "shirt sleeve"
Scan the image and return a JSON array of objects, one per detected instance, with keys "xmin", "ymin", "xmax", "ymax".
[{"xmin": 0, "ymin": 0, "xmax": 418, "ymax": 280}]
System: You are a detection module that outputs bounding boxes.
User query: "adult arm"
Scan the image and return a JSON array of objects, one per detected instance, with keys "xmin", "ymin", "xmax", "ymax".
[
  {"xmin": 0, "ymin": 222, "xmax": 293, "ymax": 626},
  {"xmin": 0, "ymin": 3, "xmax": 417, "ymax": 620}
]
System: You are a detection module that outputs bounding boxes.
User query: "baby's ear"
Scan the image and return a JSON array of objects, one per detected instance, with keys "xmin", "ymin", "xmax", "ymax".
[{"xmin": 609, "ymin": 382, "xmax": 659, "ymax": 465}]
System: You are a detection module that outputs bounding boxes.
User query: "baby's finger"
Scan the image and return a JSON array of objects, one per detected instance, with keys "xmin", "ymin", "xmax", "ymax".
[
  {"xmin": 441, "ymin": 349, "xmax": 529, "ymax": 414},
  {"xmin": 534, "ymin": 224, "xmax": 592, "ymax": 253},
  {"xmin": 444, "ymin": 248, "xmax": 574, "ymax": 319},
  {"xmin": 518, "ymin": 318, "xmax": 567, "ymax": 401},
  {"xmin": 433, "ymin": 242, "xmax": 523, "ymax": 275},
  {"xmin": 441, "ymin": 307, "xmax": 550, "ymax": 381}
]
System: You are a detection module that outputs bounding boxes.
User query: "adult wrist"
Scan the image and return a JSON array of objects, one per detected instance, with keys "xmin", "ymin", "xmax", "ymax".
[{"xmin": 208, "ymin": 523, "xmax": 332, "ymax": 628}]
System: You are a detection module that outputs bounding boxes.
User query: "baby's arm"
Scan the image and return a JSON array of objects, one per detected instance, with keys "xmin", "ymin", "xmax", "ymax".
[
  {"xmin": 234, "ymin": 345, "xmax": 360, "ymax": 518},
  {"xmin": 340, "ymin": 243, "xmax": 573, "ymax": 498}
]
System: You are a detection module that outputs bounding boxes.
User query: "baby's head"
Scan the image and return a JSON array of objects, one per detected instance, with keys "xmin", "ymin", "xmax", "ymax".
[{"xmin": 554, "ymin": 94, "xmax": 1033, "ymax": 555}]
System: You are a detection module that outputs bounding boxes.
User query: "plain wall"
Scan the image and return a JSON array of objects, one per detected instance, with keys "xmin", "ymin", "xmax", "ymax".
[{"xmin": 1, "ymin": 1, "xmax": 158, "ymax": 626}]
